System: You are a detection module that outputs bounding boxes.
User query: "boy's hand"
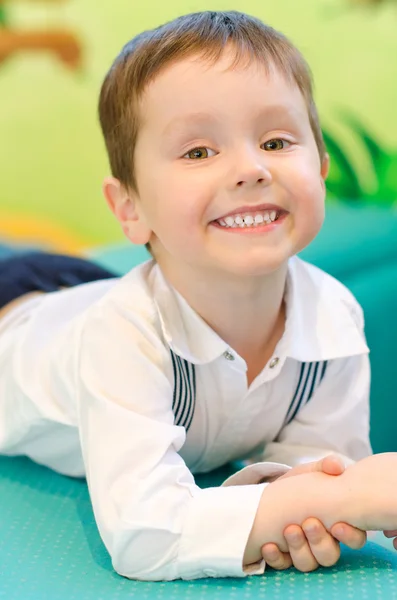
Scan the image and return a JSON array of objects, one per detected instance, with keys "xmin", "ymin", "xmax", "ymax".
[
  {"xmin": 262, "ymin": 518, "xmax": 366, "ymax": 571},
  {"xmin": 261, "ymin": 455, "xmax": 366, "ymax": 571}
]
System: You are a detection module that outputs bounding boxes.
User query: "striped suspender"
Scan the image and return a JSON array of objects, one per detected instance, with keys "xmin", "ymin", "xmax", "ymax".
[
  {"xmin": 169, "ymin": 354, "xmax": 327, "ymax": 431},
  {"xmin": 170, "ymin": 350, "xmax": 196, "ymax": 431},
  {"xmin": 285, "ymin": 361, "xmax": 328, "ymax": 425}
]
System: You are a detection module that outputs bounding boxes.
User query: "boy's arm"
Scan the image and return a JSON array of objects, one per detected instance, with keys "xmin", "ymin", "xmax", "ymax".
[
  {"xmin": 262, "ymin": 353, "xmax": 371, "ymax": 467},
  {"xmin": 76, "ymin": 308, "xmax": 271, "ymax": 581}
]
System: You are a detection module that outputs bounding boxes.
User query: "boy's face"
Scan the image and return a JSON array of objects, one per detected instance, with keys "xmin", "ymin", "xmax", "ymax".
[{"xmin": 108, "ymin": 49, "xmax": 328, "ymax": 280}]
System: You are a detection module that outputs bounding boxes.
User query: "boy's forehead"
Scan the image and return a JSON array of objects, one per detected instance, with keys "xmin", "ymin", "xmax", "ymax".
[
  {"xmin": 139, "ymin": 54, "xmax": 306, "ymax": 127},
  {"xmin": 142, "ymin": 48, "xmax": 300, "ymax": 97},
  {"xmin": 145, "ymin": 48, "xmax": 283, "ymax": 87}
]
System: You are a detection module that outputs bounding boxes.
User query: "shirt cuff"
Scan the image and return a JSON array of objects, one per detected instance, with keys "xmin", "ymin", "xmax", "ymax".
[
  {"xmin": 221, "ymin": 461, "xmax": 291, "ymax": 486},
  {"xmin": 177, "ymin": 483, "xmax": 266, "ymax": 579}
]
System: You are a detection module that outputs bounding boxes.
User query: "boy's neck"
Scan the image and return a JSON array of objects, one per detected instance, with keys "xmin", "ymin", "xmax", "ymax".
[{"xmin": 159, "ymin": 260, "xmax": 288, "ymax": 383}]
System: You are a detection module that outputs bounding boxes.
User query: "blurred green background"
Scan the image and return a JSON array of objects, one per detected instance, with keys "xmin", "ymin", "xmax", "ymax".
[{"xmin": 0, "ymin": 0, "xmax": 396, "ymax": 253}]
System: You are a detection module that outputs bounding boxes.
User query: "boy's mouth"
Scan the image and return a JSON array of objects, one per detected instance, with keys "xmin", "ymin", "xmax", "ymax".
[{"xmin": 214, "ymin": 208, "xmax": 286, "ymax": 229}]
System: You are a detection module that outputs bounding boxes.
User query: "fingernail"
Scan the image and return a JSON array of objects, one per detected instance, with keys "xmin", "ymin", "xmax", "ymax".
[
  {"xmin": 303, "ymin": 524, "xmax": 320, "ymax": 541},
  {"xmin": 286, "ymin": 531, "xmax": 301, "ymax": 543},
  {"xmin": 304, "ymin": 524, "xmax": 316, "ymax": 534}
]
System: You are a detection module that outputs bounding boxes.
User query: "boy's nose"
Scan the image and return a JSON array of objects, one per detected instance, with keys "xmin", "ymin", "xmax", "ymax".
[
  {"xmin": 233, "ymin": 150, "xmax": 272, "ymax": 188},
  {"xmin": 236, "ymin": 174, "xmax": 269, "ymax": 187}
]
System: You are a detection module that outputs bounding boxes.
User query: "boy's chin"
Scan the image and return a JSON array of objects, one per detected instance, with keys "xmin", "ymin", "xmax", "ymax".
[{"xmin": 216, "ymin": 256, "xmax": 291, "ymax": 280}]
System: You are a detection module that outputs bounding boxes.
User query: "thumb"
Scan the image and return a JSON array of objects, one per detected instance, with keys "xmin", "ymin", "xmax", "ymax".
[
  {"xmin": 320, "ymin": 454, "xmax": 345, "ymax": 476},
  {"xmin": 278, "ymin": 455, "xmax": 345, "ymax": 481}
]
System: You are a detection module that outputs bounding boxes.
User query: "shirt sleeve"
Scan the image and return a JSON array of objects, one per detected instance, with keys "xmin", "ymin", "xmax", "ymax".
[
  {"xmin": 261, "ymin": 352, "xmax": 372, "ymax": 467},
  {"xmin": 75, "ymin": 305, "xmax": 266, "ymax": 581}
]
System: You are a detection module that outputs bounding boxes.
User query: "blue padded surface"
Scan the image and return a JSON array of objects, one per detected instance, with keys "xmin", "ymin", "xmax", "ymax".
[{"xmin": 1, "ymin": 455, "xmax": 397, "ymax": 599}]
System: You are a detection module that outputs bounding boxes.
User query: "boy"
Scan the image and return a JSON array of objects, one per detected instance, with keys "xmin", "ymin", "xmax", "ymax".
[{"xmin": 1, "ymin": 10, "xmax": 397, "ymax": 581}]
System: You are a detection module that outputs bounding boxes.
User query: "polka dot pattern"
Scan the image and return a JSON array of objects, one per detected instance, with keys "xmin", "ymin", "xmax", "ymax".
[{"xmin": 1, "ymin": 456, "xmax": 397, "ymax": 599}]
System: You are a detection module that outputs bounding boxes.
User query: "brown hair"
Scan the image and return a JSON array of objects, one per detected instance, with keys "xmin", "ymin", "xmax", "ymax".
[{"xmin": 99, "ymin": 10, "xmax": 325, "ymax": 194}]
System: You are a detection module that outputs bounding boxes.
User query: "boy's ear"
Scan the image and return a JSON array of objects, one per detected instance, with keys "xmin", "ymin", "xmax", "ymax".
[
  {"xmin": 102, "ymin": 177, "xmax": 151, "ymax": 245},
  {"xmin": 321, "ymin": 153, "xmax": 330, "ymax": 181}
]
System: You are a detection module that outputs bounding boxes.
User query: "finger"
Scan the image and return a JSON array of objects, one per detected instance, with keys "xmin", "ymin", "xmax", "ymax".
[
  {"xmin": 320, "ymin": 455, "xmax": 345, "ymax": 476},
  {"xmin": 302, "ymin": 518, "xmax": 341, "ymax": 567},
  {"xmin": 284, "ymin": 525, "xmax": 319, "ymax": 572},
  {"xmin": 261, "ymin": 543, "xmax": 293, "ymax": 570},
  {"xmin": 384, "ymin": 530, "xmax": 397, "ymax": 538},
  {"xmin": 330, "ymin": 522, "xmax": 366, "ymax": 549},
  {"xmin": 279, "ymin": 455, "xmax": 345, "ymax": 481}
]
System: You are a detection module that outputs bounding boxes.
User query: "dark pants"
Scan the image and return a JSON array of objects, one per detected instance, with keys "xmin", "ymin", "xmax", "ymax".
[{"xmin": 0, "ymin": 252, "xmax": 116, "ymax": 309}]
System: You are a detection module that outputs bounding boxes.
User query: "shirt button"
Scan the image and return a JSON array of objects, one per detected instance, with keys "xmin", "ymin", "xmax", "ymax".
[
  {"xmin": 223, "ymin": 350, "xmax": 235, "ymax": 361},
  {"xmin": 269, "ymin": 357, "xmax": 279, "ymax": 369}
]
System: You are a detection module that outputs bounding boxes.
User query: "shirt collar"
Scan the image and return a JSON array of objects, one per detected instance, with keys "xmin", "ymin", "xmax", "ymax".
[
  {"xmin": 151, "ymin": 256, "xmax": 368, "ymax": 365},
  {"xmin": 277, "ymin": 256, "xmax": 369, "ymax": 362},
  {"xmin": 151, "ymin": 265, "xmax": 228, "ymax": 364}
]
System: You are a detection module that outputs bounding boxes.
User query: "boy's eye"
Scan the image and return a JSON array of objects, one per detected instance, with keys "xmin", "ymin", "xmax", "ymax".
[
  {"xmin": 184, "ymin": 147, "xmax": 214, "ymax": 160},
  {"xmin": 262, "ymin": 139, "xmax": 290, "ymax": 151}
]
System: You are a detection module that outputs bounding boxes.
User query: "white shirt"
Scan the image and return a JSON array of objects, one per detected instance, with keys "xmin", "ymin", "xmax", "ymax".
[{"xmin": 0, "ymin": 256, "xmax": 371, "ymax": 581}]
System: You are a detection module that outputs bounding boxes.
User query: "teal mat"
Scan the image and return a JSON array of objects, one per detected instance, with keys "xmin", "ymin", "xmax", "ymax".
[{"xmin": 1, "ymin": 455, "xmax": 397, "ymax": 599}]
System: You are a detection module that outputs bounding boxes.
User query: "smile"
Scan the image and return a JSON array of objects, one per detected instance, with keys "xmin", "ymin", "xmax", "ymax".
[{"xmin": 215, "ymin": 210, "xmax": 281, "ymax": 229}]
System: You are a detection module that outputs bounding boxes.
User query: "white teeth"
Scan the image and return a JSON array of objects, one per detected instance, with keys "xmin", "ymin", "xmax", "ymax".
[
  {"xmin": 217, "ymin": 210, "xmax": 280, "ymax": 228},
  {"xmin": 244, "ymin": 215, "xmax": 254, "ymax": 225}
]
